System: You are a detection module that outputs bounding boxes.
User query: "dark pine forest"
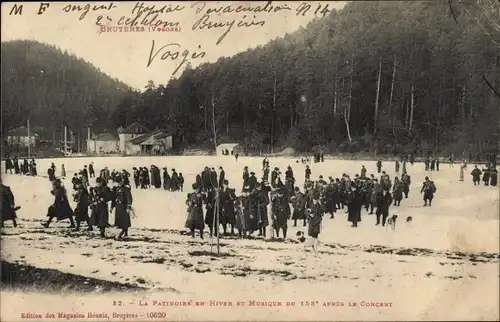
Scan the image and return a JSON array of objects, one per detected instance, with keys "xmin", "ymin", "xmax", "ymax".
[{"xmin": 2, "ymin": 1, "xmax": 499, "ymax": 156}]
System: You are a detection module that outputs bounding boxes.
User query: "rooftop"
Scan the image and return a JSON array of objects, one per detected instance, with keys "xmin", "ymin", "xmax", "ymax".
[
  {"xmin": 129, "ymin": 129, "xmax": 172, "ymax": 145},
  {"xmin": 117, "ymin": 122, "xmax": 149, "ymax": 134},
  {"xmin": 217, "ymin": 143, "xmax": 240, "ymax": 149},
  {"xmin": 91, "ymin": 133, "xmax": 118, "ymax": 141},
  {"xmin": 7, "ymin": 126, "xmax": 39, "ymax": 137}
]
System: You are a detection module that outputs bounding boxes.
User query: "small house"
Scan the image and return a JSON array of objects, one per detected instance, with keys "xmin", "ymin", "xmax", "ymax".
[
  {"xmin": 118, "ymin": 122, "xmax": 149, "ymax": 154},
  {"xmin": 217, "ymin": 143, "xmax": 242, "ymax": 156},
  {"xmin": 87, "ymin": 133, "xmax": 119, "ymax": 154},
  {"xmin": 6, "ymin": 126, "xmax": 39, "ymax": 148},
  {"xmin": 128, "ymin": 129, "xmax": 174, "ymax": 155}
]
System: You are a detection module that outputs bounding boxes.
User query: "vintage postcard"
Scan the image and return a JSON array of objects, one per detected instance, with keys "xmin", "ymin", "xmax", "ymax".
[{"xmin": 1, "ymin": 1, "xmax": 499, "ymax": 321}]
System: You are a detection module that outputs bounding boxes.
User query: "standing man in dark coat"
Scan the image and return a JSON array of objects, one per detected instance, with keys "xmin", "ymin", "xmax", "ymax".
[
  {"xmin": 242, "ymin": 166, "xmax": 250, "ymax": 189},
  {"xmin": 178, "ymin": 173, "xmax": 185, "ymax": 192},
  {"xmin": 471, "ymin": 166, "xmax": 482, "ymax": 186},
  {"xmin": 154, "ymin": 166, "xmax": 162, "ymax": 188},
  {"xmin": 88, "ymin": 163, "xmax": 95, "ymax": 178},
  {"xmin": 72, "ymin": 182, "xmax": 92, "ymax": 231},
  {"xmin": 133, "ymin": 167, "xmax": 140, "ymax": 189},
  {"xmin": 111, "ymin": 176, "xmax": 133, "ymax": 239},
  {"xmin": 43, "ymin": 179, "xmax": 75, "ymax": 228},
  {"xmin": 255, "ymin": 183, "xmax": 270, "ymax": 237},
  {"xmin": 375, "ymin": 190, "xmax": 392, "ymax": 226},
  {"xmin": 218, "ymin": 167, "xmax": 225, "ymax": 189},
  {"xmin": 0, "ymin": 179, "xmax": 18, "ymax": 228},
  {"xmin": 347, "ymin": 186, "xmax": 363, "ymax": 227},
  {"xmin": 171, "ymin": 169, "xmax": 179, "ymax": 191},
  {"xmin": 490, "ymin": 166, "xmax": 498, "ymax": 186},
  {"xmin": 376, "ymin": 160, "xmax": 382, "ymax": 173},
  {"xmin": 162, "ymin": 167, "xmax": 171, "ymax": 190},
  {"xmin": 285, "ymin": 166, "xmax": 294, "ymax": 183},
  {"xmin": 392, "ymin": 177, "xmax": 404, "ymax": 206},
  {"xmin": 47, "ymin": 166, "xmax": 56, "ymax": 182},
  {"xmin": 271, "ymin": 189, "xmax": 291, "ymax": 238},
  {"xmin": 185, "ymin": 184, "xmax": 205, "ymax": 239},
  {"xmin": 5, "ymin": 157, "xmax": 13, "ymax": 174},
  {"xmin": 22, "ymin": 159, "xmax": 29, "ymax": 175},
  {"xmin": 82, "ymin": 165, "xmax": 89, "ymax": 184},
  {"xmin": 482, "ymin": 167, "xmax": 490, "ymax": 186},
  {"xmin": 219, "ymin": 181, "xmax": 236, "ymax": 235},
  {"xmin": 360, "ymin": 165, "xmax": 367, "ymax": 178},
  {"xmin": 13, "ymin": 157, "xmax": 20, "ymax": 174},
  {"xmin": 305, "ymin": 165, "xmax": 311, "ymax": 181},
  {"xmin": 210, "ymin": 167, "xmax": 218, "ymax": 190},
  {"xmin": 263, "ymin": 165, "xmax": 270, "ymax": 182},
  {"xmin": 90, "ymin": 177, "xmax": 112, "ymax": 238},
  {"xmin": 122, "ymin": 170, "xmax": 131, "ymax": 187},
  {"xmin": 201, "ymin": 167, "xmax": 211, "ymax": 192},
  {"xmin": 271, "ymin": 167, "xmax": 279, "ymax": 188},
  {"xmin": 150, "ymin": 166, "xmax": 157, "ymax": 188},
  {"xmin": 307, "ymin": 196, "xmax": 324, "ymax": 256},
  {"xmin": 195, "ymin": 173, "xmax": 203, "ymax": 190},
  {"xmin": 421, "ymin": 176, "xmax": 436, "ymax": 207},
  {"xmin": 401, "ymin": 172, "xmax": 411, "ymax": 198},
  {"xmin": 291, "ymin": 187, "xmax": 306, "ymax": 226},
  {"xmin": 204, "ymin": 189, "xmax": 217, "ymax": 237},
  {"xmin": 248, "ymin": 172, "xmax": 258, "ymax": 191}
]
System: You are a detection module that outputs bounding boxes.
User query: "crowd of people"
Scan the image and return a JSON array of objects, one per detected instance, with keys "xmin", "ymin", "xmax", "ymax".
[
  {"xmin": 132, "ymin": 166, "xmax": 185, "ymax": 191},
  {"xmin": 42, "ymin": 163, "xmax": 134, "ymax": 239},
  {"xmin": 183, "ymin": 157, "xmax": 429, "ymax": 254},
  {"xmin": 4, "ymin": 156, "xmax": 37, "ymax": 176},
  {"xmin": 468, "ymin": 163, "xmax": 498, "ymax": 186},
  {"xmin": 1, "ymin": 153, "xmax": 498, "ymax": 250}
]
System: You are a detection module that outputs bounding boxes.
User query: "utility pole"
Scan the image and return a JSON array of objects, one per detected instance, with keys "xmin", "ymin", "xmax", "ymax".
[
  {"xmin": 210, "ymin": 92, "xmax": 220, "ymax": 255},
  {"xmin": 27, "ymin": 118, "xmax": 31, "ymax": 158},
  {"xmin": 64, "ymin": 125, "xmax": 67, "ymax": 155}
]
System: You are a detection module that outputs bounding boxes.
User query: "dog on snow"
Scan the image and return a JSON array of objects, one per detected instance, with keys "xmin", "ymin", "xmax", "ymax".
[{"xmin": 386, "ymin": 215, "xmax": 398, "ymax": 231}]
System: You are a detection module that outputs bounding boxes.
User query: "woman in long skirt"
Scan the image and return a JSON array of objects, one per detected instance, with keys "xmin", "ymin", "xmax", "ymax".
[
  {"xmin": 73, "ymin": 182, "xmax": 92, "ymax": 231},
  {"xmin": 184, "ymin": 184, "xmax": 205, "ymax": 239},
  {"xmin": 61, "ymin": 164, "xmax": 66, "ymax": 178},
  {"xmin": 43, "ymin": 179, "xmax": 75, "ymax": 228},
  {"xmin": 90, "ymin": 177, "xmax": 111, "ymax": 238},
  {"xmin": 204, "ymin": 190, "xmax": 217, "ymax": 237}
]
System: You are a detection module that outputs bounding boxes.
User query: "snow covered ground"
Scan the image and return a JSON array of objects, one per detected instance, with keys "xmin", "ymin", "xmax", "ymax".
[{"xmin": 1, "ymin": 156, "xmax": 499, "ymax": 321}]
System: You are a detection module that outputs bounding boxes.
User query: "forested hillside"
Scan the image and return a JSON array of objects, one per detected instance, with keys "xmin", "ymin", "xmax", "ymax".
[
  {"xmin": 1, "ymin": 40, "xmax": 132, "ymax": 143},
  {"xmin": 111, "ymin": 1, "xmax": 499, "ymax": 155}
]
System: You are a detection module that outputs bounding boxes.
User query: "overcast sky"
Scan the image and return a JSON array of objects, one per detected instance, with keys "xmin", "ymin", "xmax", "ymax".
[{"xmin": 2, "ymin": 1, "xmax": 346, "ymax": 89}]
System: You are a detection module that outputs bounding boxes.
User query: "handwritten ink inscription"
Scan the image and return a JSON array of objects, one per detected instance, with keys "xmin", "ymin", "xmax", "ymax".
[
  {"xmin": 146, "ymin": 41, "xmax": 206, "ymax": 76},
  {"xmin": 9, "ymin": 4, "xmax": 23, "ymax": 15},
  {"xmin": 62, "ymin": 3, "xmax": 117, "ymax": 20},
  {"xmin": 94, "ymin": 2, "xmax": 182, "ymax": 30},
  {"xmin": 190, "ymin": 1, "xmax": 293, "ymax": 45}
]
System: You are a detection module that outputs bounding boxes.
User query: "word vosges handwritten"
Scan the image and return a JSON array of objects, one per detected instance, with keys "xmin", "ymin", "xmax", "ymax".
[{"xmin": 146, "ymin": 40, "xmax": 206, "ymax": 76}]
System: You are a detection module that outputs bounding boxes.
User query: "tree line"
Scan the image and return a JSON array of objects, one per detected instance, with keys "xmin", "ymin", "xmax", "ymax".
[
  {"xmin": 1, "ymin": 40, "xmax": 131, "ymax": 151},
  {"xmin": 2, "ymin": 1, "xmax": 499, "ymax": 156}
]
